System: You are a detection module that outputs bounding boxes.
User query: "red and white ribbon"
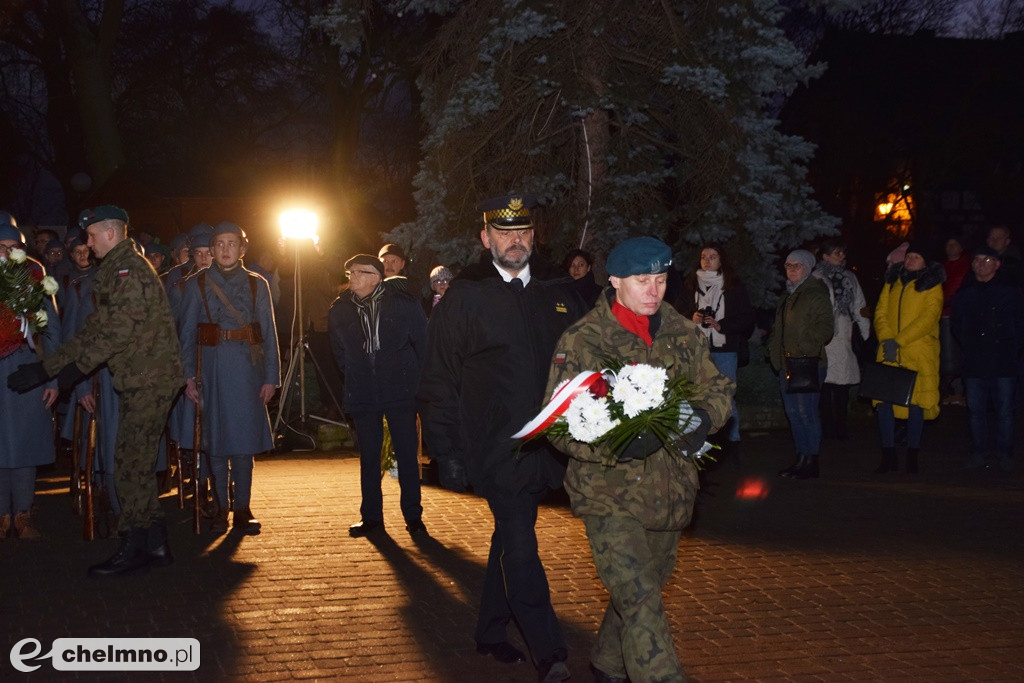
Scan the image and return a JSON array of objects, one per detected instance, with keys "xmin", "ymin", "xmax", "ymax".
[
  {"xmin": 18, "ymin": 315, "xmax": 35, "ymax": 351},
  {"xmin": 512, "ymin": 370, "xmax": 604, "ymax": 440}
]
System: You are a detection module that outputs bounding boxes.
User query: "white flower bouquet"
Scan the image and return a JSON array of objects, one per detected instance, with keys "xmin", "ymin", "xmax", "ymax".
[
  {"xmin": 514, "ymin": 361, "xmax": 715, "ymax": 467},
  {"xmin": 0, "ymin": 248, "xmax": 55, "ymax": 358}
]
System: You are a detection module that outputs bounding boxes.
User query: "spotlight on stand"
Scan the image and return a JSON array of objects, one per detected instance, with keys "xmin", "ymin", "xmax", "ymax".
[{"xmin": 272, "ymin": 208, "xmax": 345, "ymax": 452}]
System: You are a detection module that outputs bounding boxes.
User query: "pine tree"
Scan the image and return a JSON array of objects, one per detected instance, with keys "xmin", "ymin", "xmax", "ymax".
[{"xmin": 357, "ymin": 0, "xmax": 840, "ymax": 303}]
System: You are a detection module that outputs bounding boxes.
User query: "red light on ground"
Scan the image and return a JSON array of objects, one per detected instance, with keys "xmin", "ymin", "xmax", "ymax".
[{"xmin": 735, "ymin": 477, "xmax": 771, "ymax": 501}]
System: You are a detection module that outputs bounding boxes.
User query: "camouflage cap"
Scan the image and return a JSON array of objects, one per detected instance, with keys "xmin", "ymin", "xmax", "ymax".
[
  {"xmin": 477, "ymin": 193, "xmax": 537, "ymax": 229},
  {"xmin": 606, "ymin": 237, "xmax": 673, "ymax": 277}
]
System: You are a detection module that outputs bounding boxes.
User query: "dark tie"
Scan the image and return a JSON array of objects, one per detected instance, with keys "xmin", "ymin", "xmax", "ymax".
[{"xmin": 509, "ymin": 277, "xmax": 524, "ymax": 292}]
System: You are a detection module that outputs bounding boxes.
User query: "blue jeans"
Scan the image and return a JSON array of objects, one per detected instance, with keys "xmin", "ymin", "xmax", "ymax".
[
  {"xmin": 710, "ymin": 351, "xmax": 740, "ymax": 441},
  {"xmin": 876, "ymin": 403, "xmax": 924, "ymax": 448},
  {"xmin": 352, "ymin": 407, "xmax": 422, "ymax": 523},
  {"xmin": 964, "ymin": 377, "xmax": 1016, "ymax": 458},
  {"xmin": 779, "ymin": 364, "xmax": 827, "ymax": 456}
]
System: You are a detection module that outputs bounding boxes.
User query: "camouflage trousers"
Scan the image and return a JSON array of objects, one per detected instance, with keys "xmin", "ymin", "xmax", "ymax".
[
  {"xmin": 114, "ymin": 384, "xmax": 178, "ymax": 533},
  {"xmin": 583, "ymin": 515, "xmax": 685, "ymax": 683}
]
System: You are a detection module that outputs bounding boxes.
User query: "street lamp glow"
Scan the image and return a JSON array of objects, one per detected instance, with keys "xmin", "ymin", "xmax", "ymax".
[{"xmin": 279, "ymin": 209, "xmax": 319, "ymax": 240}]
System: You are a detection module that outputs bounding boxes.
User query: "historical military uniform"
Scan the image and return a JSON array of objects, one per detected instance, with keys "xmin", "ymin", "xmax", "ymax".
[
  {"xmin": 0, "ymin": 219, "xmax": 60, "ymax": 538},
  {"xmin": 59, "ymin": 253, "xmax": 121, "ymax": 515},
  {"xmin": 178, "ymin": 222, "xmax": 279, "ymax": 532},
  {"xmin": 545, "ymin": 238, "xmax": 734, "ymax": 682}
]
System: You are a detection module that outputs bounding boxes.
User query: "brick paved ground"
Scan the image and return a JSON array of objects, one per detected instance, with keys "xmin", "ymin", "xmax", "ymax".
[{"xmin": 3, "ymin": 404, "xmax": 1023, "ymax": 682}]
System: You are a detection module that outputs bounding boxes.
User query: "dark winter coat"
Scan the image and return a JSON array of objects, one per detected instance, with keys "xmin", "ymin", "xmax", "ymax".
[
  {"xmin": 328, "ymin": 285, "xmax": 427, "ymax": 413},
  {"xmin": 767, "ymin": 276, "xmax": 834, "ymax": 372},
  {"xmin": 675, "ymin": 279, "xmax": 756, "ymax": 354},
  {"xmin": 417, "ymin": 255, "xmax": 586, "ymax": 497},
  {"xmin": 951, "ymin": 278, "xmax": 1024, "ymax": 378}
]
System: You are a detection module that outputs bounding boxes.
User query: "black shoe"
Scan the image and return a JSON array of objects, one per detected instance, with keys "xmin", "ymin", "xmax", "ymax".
[
  {"xmin": 232, "ymin": 507, "xmax": 262, "ymax": 536},
  {"xmin": 146, "ymin": 519, "xmax": 174, "ymax": 568},
  {"xmin": 88, "ymin": 528, "xmax": 150, "ymax": 578},
  {"xmin": 405, "ymin": 519, "xmax": 427, "ymax": 534},
  {"xmin": 348, "ymin": 520, "xmax": 384, "ymax": 537},
  {"xmin": 538, "ymin": 658, "xmax": 570, "ymax": 682},
  {"xmin": 590, "ymin": 664, "xmax": 628, "ymax": 683},
  {"xmin": 794, "ymin": 454, "xmax": 819, "ymax": 479},
  {"xmin": 874, "ymin": 447, "xmax": 897, "ymax": 474},
  {"xmin": 779, "ymin": 455, "xmax": 805, "ymax": 477},
  {"xmin": 475, "ymin": 641, "xmax": 526, "ymax": 664}
]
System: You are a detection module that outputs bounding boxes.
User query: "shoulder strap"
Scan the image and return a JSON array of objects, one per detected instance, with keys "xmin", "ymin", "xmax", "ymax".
[{"xmin": 198, "ymin": 272, "xmax": 214, "ymax": 322}]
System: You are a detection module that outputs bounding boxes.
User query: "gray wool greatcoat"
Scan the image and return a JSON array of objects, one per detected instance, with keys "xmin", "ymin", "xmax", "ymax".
[{"xmin": 178, "ymin": 265, "xmax": 280, "ymax": 458}]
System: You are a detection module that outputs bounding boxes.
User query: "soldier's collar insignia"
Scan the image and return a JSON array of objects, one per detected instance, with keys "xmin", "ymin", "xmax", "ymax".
[{"xmin": 555, "ymin": 301, "xmax": 567, "ymax": 313}]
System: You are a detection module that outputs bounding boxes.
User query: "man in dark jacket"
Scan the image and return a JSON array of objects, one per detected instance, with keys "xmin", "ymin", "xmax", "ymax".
[
  {"xmin": 329, "ymin": 254, "xmax": 428, "ymax": 536},
  {"xmin": 952, "ymin": 246, "xmax": 1024, "ymax": 471},
  {"xmin": 418, "ymin": 193, "xmax": 586, "ymax": 683}
]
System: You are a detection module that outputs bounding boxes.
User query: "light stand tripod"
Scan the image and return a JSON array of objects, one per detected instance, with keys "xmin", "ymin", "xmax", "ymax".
[{"xmin": 272, "ymin": 236, "xmax": 347, "ymax": 451}]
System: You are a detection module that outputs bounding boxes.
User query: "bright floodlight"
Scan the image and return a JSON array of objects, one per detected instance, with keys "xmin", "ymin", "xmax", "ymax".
[{"xmin": 279, "ymin": 209, "xmax": 319, "ymax": 240}]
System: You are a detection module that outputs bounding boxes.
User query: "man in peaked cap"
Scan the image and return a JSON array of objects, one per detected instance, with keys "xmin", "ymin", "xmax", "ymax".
[
  {"xmin": 8, "ymin": 205, "xmax": 183, "ymax": 576},
  {"xmin": 418, "ymin": 191, "xmax": 586, "ymax": 682},
  {"xmin": 178, "ymin": 221, "xmax": 279, "ymax": 534},
  {"xmin": 544, "ymin": 236, "xmax": 733, "ymax": 682}
]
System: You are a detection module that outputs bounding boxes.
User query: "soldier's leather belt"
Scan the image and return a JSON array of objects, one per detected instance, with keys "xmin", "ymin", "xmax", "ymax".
[{"xmin": 197, "ymin": 322, "xmax": 263, "ymax": 346}]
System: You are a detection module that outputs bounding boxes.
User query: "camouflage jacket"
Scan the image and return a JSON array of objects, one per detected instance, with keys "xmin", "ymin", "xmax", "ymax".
[
  {"xmin": 545, "ymin": 292, "xmax": 735, "ymax": 530},
  {"xmin": 44, "ymin": 238, "xmax": 183, "ymax": 393}
]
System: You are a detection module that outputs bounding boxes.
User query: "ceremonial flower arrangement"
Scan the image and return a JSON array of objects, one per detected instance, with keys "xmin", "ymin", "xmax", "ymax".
[
  {"xmin": 0, "ymin": 247, "xmax": 57, "ymax": 358},
  {"xmin": 513, "ymin": 361, "xmax": 715, "ymax": 467}
]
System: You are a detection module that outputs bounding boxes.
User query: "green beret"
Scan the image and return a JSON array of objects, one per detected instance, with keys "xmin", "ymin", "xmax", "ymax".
[
  {"xmin": 83, "ymin": 205, "xmax": 129, "ymax": 228},
  {"xmin": 606, "ymin": 237, "xmax": 673, "ymax": 277}
]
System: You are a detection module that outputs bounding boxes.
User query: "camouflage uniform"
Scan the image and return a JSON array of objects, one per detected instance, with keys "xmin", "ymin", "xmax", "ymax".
[
  {"xmin": 44, "ymin": 238, "xmax": 183, "ymax": 533},
  {"xmin": 546, "ymin": 292, "xmax": 734, "ymax": 682}
]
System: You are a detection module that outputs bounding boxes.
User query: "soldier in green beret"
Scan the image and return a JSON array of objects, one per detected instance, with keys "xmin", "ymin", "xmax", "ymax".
[
  {"xmin": 8, "ymin": 205, "xmax": 183, "ymax": 577},
  {"xmin": 544, "ymin": 236, "xmax": 735, "ymax": 682}
]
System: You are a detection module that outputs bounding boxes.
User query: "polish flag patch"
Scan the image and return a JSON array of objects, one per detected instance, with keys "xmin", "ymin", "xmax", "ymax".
[{"xmin": 117, "ymin": 269, "xmax": 130, "ymax": 277}]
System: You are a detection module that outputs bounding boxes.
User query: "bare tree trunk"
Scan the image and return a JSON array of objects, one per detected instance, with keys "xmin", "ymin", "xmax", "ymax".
[{"xmin": 58, "ymin": 0, "xmax": 125, "ymax": 188}]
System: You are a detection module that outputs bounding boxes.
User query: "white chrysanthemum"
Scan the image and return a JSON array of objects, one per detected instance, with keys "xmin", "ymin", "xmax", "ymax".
[
  {"xmin": 41, "ymin": 275, "xmax": 58, "ymax": 295},
  {"xmin": 564, "ymin": 392, "xmax": 619, "ymax": 443},
  {"xmin": 34, "ymin": 309, "xmax": 48, "ymax": 326},
  {"xmin": 551, "ymin": 378, "xmax": 570, "ymax": 399},
  {"xmin": 10, "ymin": 248, "xmax": 26, "ymax": 263},
  {"xmin": 612, "ymin": 364, "xmax": 668, "ymax": 418}
]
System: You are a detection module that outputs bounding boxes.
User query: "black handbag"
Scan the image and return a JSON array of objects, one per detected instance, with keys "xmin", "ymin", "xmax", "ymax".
[
  {"xmin": 784, "ymin": 355, "xmax": 820, "ymax": 393},
  {"xmin": 859, "ymin": 362, "xmax": 918, "ymax": 406}
]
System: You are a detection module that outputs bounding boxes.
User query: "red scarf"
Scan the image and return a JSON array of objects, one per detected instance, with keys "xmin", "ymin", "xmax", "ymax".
[{"xmin": 612, "ymin": 300, "xmax": 652, "ymax": 346}]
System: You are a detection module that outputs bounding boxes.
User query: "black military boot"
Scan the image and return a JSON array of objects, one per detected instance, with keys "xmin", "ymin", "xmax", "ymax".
[
  {"xmin": 779, "ymin": 454, "xmax": 806, "ymax": 478},
  {"xmin": 147, "ymin": 518, "xmax": 174, "ymax": 567},
  {"xmin": 88, "ymin": 528, "xmax": 150, "ymax": 578},
  {"xmin": 874, "ymin": 447, "xmax": 897, "ymax": 474},
  {"xmin": 905, "ymin": 448, "xmax": 919, "ymax": 474}
]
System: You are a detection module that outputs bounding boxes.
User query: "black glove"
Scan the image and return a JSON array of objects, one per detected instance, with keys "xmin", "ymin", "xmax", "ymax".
[
  {"xmin": 882, "ymin": 339, "xmax": 899, "ymax": 362},
  {"xmin": 6, "ymin": 362, "xmax": 50, "ymax": 393},
  {"xmin": 670, "ymin": 408, "xmax": 712, "ymax": 455},
  {"xmin": 56, "ymin": 363, "xmax": 85, "ymax": 392},
  {"xmin": 436, "ymin": 458, "xmax": 469, "ymax": 493},
  {"xmin": 618, "ymin": 430, "xmax": 663, "ymax": 462}
]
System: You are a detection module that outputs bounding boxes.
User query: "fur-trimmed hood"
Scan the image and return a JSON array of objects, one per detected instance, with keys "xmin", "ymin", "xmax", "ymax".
[{"xmin": 883, "ymin": 261, "xmax": 946, "ymax": 291}]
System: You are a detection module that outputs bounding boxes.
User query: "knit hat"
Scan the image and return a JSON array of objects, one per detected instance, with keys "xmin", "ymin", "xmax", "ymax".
[
  {"xmin": 784, "ymin": 249, "xmax": 816, "ymax": 273},
  {"xmin": 430, "ymin": 265, "xmax": 453, "ymax": 284}
]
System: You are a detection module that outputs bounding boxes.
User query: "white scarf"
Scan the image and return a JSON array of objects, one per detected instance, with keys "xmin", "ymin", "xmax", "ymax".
[{"xmin": 695, "ymin": 269, "xmax": 727, "ymax": 348}]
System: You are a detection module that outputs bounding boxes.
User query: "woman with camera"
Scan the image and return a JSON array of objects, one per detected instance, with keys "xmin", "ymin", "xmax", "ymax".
[{"xmin": 676, "ymin": 244, "xmax": 755, "ymax": 442}]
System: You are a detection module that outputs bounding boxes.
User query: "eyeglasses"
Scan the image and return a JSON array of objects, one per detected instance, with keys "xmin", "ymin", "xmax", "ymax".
[
  {"xmin": 973, "ymin": 256, "xmax": 995, "ymax": 264},
  {"xmin": 784, "ymin": 263, "xmax": 803, "ymax": 270},
  {"xmin": 347, "ymin": 269, "xmax": 380, "ymax": 278},
  {"xmin": 433, "ymin": 279, "xmax": 450, "ymax": 285}
]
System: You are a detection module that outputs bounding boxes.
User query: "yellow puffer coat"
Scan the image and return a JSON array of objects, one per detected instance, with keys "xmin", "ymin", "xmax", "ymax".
[{"xmin": 873, "ymin": 263, "xmax": 944, "ymax": 419}]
